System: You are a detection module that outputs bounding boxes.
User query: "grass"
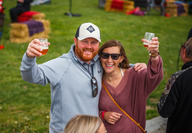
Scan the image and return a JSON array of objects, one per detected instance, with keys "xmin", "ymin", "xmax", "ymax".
[{"xmin": 0, "ymin": 0, "xmax": 192, "ymax": 132}]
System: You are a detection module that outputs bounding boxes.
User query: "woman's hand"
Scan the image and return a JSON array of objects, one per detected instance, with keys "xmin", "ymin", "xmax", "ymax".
[
  {"xmin": 133, "ymin": 63, "xmax": 147, "ymax": 72},
  {"xmin": 142, "ymin": 37, "xmax": 160, "ymax": 60},
  {"xmin": 148, "ymin": 37, "xmax": 159, "ymax": 56},
  {"xmin": 104, "ymin": 112, "xmax": 122, "ymax": 124}
]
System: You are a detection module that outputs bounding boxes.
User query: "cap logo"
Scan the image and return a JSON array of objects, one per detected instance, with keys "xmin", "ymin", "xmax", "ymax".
[{"xmin": 86, "ymin": 25, "xmax": 95, "ymax": 33}]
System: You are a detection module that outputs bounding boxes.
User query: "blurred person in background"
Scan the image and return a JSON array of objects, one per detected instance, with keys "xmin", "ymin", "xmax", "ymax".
[
  {"xmin": 64, "ymin": 115, "xmax": 106, "ymax": 133},
  {"xmin": 158, "ymin": 37, "xmax": 192, "ymax": 133},
  {"xmin": 9, "ymin": 0, "xmax": 33, "ymax": 23}
]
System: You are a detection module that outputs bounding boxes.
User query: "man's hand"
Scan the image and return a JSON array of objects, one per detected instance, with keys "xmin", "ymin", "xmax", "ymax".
[{"xmin": 26, "ymin": 39, "xmax": 50, "ymax": 58}]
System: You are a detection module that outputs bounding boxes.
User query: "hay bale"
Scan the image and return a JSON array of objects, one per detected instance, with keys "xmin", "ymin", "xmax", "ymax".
[
  {"xmin": 165, "ymin": 2, "xmax": 178, "ymax": 17},
  {"xmin": 32, "ymin": 13, "xmax": 46, "ymax": 20},
  {"xmin": 39, "ymin": 20, "xmax": 51, "ymax": 34},
  {"xmin": 10, "ymin": 23, "xmax": 29, "ymax": 38},
  {"xmin": 10, "ymin": 20, "xmax": 51, "ymax": 43},
  {"xmin": 17, "ymin": 11, "xmax": 46, "ymax": 22},
  {"xmin": 105, "ymin": 0, "xmax": 134, "ymax": 13},
  {"xmin": 123, "ymin": 1, "xmax": 134, "ymax": 12},
  {"xmin": 166, "ymin": 2, "xmax": 189, "ymax": 17},
  {"xmin": 11, "ymin": 10, "xmax": 51, "ymax": 43}
]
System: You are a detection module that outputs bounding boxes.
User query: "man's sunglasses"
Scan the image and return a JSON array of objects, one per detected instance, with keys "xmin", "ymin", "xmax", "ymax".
[
  {"xmin": 91, "ymin": 77, "xmax": 98, "ymax": 97},
  {"xmin": 100, "ymin": 53, "xmax": 122, "ymax": 60}
]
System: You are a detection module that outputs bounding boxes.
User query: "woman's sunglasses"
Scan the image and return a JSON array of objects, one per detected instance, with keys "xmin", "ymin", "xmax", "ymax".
[{"xmin": 100, "ymin": 53, "xmax": 121, "ymax": 60}]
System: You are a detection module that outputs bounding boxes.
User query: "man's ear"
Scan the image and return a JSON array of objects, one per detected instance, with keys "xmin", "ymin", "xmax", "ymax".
[
  {"xmin": 183, "ymin": 48, "xmax": 190, "ymax": 62},
  {"xmin": 73, "ymin": 37, "xmax": 77, "ymax": 46},
  {"xmin": 184, "ymin": 48, "xmax": 187, "ymax": 58}
]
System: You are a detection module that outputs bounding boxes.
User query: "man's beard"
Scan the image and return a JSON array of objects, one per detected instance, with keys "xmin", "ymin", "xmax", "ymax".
[{"xmin": 75, "ymin": 45, "xmax": 98, "ymax": 62}]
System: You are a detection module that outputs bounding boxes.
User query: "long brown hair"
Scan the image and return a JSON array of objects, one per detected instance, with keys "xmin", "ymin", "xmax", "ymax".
[{"xmin": 99, "ymin": 40, "xmax": 130, "ymax": 69}]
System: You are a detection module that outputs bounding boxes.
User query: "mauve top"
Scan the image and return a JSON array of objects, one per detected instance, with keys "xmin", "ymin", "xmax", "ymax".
[{"xmin": 99, "ymin": 56, "xmax": 163, "ymax": 133}]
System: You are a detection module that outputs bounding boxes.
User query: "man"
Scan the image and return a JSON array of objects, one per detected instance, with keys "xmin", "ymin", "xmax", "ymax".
[
  {"xmin": 158, "ymin": 37, "xmax": 192, "ymax": 133},
  {"xmin": 9, "ymin": 0, "xmax": 33, "ymax": 23},
  {"xmin": 20, "ymin": 22, "xmax": 103, "ymax": 132},
  {"xmin": 20, "ymin": 22, "xmax": 146, "ymax": 132}
]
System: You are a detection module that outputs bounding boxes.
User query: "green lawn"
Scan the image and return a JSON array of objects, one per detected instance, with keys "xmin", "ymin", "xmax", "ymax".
[{"xmin": 0, "ymin": 0, "xmax": 192, "ymax": 132}]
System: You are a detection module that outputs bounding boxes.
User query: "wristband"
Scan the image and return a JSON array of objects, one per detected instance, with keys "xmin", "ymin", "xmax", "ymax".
[
  {"xmin": 149, "ymin": 51, "xmax": 159, "ymax": 57},
  {"xmin": 101, "ymin": 111, "xmax": 106, "ymax": 120}
]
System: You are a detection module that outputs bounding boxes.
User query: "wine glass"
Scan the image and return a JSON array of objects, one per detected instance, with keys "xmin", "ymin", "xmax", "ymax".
[
  {"xmin": 143, "ymin": 32, "xmax": 155, "ymax": 55},
  {"xmin": 143, "ymin": 32, "xmax": 155, "ymax": 47},
  {"xmin": 39, "ymin": 38, "xmax": 49, "ymax": 55}
]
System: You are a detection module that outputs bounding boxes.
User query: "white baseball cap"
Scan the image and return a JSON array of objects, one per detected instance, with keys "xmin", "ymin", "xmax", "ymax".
[{"xmin": 75, "ymin": 22, "xmax": 101, "ymax": 42}]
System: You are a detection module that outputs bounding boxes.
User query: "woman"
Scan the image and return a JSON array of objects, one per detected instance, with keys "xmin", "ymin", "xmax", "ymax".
[
  {"xmin": 64, "ymin": 115, "xmax": 106, "ymax": 133},
  {"xmin": 99, "ymin": 38, "xmax": 163, "ymax": 133}
]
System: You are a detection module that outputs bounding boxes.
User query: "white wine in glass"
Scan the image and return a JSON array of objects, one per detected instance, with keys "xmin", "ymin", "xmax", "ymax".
[{"xmin": 143, "ymin": 32, "xmax": 155, "ymax": 47}]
